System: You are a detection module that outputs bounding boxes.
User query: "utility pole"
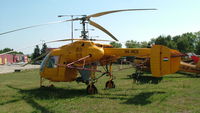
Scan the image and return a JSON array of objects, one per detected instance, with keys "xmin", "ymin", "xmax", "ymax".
[{"xmin": 71, "ymin": 15, "xmax": 73, "ymax": 42}]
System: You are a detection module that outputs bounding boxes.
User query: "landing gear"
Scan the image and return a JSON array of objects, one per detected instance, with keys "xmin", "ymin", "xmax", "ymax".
[
  {"xmin": 40, "ymin": 76, "xmax": 55, "ymax": 88},
  {"xmin": 84, "ymin": 63, "xmax": 115, "ymax": 94},
  {"xmin": 86, "ymin": 83, "xmax": 98, "ymax": 94},
  {"xmin": 104, "ymin": 63, "xmax": 115, "ymax": 89},
  {"xmin": 105, "ymin": 80, "xmax": 115, "ymax": 89}
]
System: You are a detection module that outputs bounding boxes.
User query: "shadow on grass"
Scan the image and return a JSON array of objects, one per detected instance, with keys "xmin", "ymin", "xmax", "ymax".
[
  {"xmin": 21, "ymin": 87, "xmax": 86, "ymax": 99},
  {"xmin": 123, "ymin": 91, "xmax": 165, "ymax": 105},
  {"xmin": 7, "ymin": 85, "xmax": 86, "ymax": 99},
  {"xmin": 90, "ymin": 91, "xmax": 166, "ymax": 106},
  {"xmin": 175, "ymin": 72, "xmax": 200, "ymax": 78},
  {"xmin": 4, "ymin": 85, "xmax": 87, "ymax": 113},
  {"xmin": 24, "ymin": 97, "xmax": 53, "ymax": 113},
  {"xmin": 0, "ymin": 99, "xmax": 21, "ymax": 106},
  {"xmin": 125, "ymin": 75, "xmax": 163, "ymax": 84},
  {"xmin": 160, "ymin": 72, "xmax": 200, "ymax": 79},
  {"xmin": 0, "ymin": 98, "xmax": 50, "ymax": 112}
]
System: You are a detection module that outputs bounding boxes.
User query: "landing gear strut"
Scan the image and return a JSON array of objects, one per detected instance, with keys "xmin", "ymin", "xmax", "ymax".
[
  {"xmin": 104, "ymin": 63, "xmax": 115, "ymax": 89},
  {"xmin": 85, "ymin": 63, "xmax": 116, "ymax": 94}
]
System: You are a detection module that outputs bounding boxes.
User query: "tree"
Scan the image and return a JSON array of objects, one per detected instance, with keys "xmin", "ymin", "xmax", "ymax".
[
  {"xmin": 0, "ymin": 48, "xmax": 12, "ymax": 54},
  {"xmin": 41, "ymin": 43, "xmax": 48, "ymax": 54},
  {"xmin": 195, "ymin": 31, "xmax": 200, "ymax": 42},
  {"xmin": 154, "ymin": 35, "xmax": 169, "ymax": 46},
  {"xmin": 125, "ymin": 40, "xmax": 140, "ymax": 48},
  {"xmin": 167, "ymin": 40, "xmax": 177, "ymax": 49},
  {"xmin": 2, "ymin": 48, "xmax": 13, "ymax": 52},
  {"xmin": 176, "ymin": 33, "xmax": 196, "ymax": 53},
  {"xmin": 195, "ymin": 41, "xmax": 200, "ymax": 55},
  {"xmin": 176, "ymin": 37, "xmax": 189, "ymax": 53},
  {"xmin": 140, "ymin": 41, "xmax": 148, "ymax": 48},
  {"xmin": 149, "ymin": 38, "xmax": 156, "ymax": 45},
  {"xmin": 40, "ymin": 43, "xmax": 48, "ymax": 60},
  {"xmin": 173, "ymin": 35, "xmax": 181, "ymax": 42},
  {"xmin": 153, "ymin": 35, "xmax": 177, "ymax": 49},
  {"xmin": 195, "ymin": 31, "xmax": 200, "ymax": 54},
  {"xmin": 0, "ymin": 48, "xmax": 23, "ymax": 54},
  {"xmin": 110, "ymin": 42, "xmax": 122, "ymax": 48},
  {"xmin": 125, "ymin": 40, "xmax": 140, "ymax": 62},
  {"xmin": 32, "ymin": 45, "xmax": 41, "ymax": 60}
]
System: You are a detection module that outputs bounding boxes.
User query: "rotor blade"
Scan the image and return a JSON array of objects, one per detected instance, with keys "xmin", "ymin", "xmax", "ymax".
[
  {"xmin": 89, "ymin": 20, "xmax": 118, "ymax": 41},
  {"xmin": 22, "ymin": 52, "xmax": 49, "ymax": 67},
  {"xmin": 0, "ymin": 50, "xmax": 16, "ymax": 55},
  {"xmin": 89, "ymin": 39, "xmax": 115, "ymax": 42},
  {"xmin": 45, "ymin": 38, "xmax": 82, "ymax": 43},
  {"xmin": 0, "ymin": 38, "xmax": 73, "ymax": 56},
  {"xmin": 46, "ymin": 38, "xmax": 115, "ymax": 43},
  {"xmin": 0, "ymin": 19, "xmax": 75, "ymax": 36},
  {"xmin": 87, "ymin": 8, "xmax": 157, "ymax": 18}
]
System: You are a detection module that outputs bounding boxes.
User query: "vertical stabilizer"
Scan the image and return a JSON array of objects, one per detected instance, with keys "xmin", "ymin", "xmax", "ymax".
[{"xmin": 150, "ymin": 45, "xmax": 181, "ymax": 77}]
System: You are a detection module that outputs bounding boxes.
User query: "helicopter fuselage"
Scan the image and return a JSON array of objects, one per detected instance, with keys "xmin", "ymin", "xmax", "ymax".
[
  {"xmin": 40, "ymin": 40, "xmax": 181, "ymax": 82},
  {"xmin": 40, "ymin": 40, "xmax": 105, "ymax": 82}
]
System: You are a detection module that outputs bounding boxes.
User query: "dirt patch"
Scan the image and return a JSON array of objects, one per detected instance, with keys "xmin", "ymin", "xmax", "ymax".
[{"xmin": 0, "ymin": 64, "xmax": 40, "ymax": 74}]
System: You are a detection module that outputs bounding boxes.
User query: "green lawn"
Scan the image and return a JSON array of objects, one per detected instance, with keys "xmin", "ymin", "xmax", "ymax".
[{"xmin": 0, "ymin": 65, "xmax": 200, "ymax": 113}]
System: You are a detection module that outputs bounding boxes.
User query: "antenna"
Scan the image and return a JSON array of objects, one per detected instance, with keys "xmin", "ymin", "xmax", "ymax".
[{"xmin": 58, "ymin": 15, "xmax": 84, "ymax": 42}]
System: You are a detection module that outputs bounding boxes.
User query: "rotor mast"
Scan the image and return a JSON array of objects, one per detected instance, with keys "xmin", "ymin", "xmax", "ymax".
[{"xmin": 81, "ymin": 16, "xmax": 89, "ymax": 40}]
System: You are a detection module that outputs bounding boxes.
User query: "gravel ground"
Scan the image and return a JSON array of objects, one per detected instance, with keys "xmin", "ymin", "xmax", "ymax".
[{"xmin": 0, "ymin": 64, "xmax": 40, "ymax": 74}]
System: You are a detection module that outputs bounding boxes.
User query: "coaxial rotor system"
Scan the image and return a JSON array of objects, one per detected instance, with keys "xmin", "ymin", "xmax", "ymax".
[{"xmin": 0, "ymin": 8, "xmax": 157, "ymax": 41}]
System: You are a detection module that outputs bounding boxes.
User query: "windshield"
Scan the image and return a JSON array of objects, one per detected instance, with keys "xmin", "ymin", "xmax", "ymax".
[
  {"xmin": 46, "ymin": 56, "xmax": 59, "ymax": 68},
  {"xmin": 40, "ymin": 53, "xmax": 50, "ymax": 72},
  {"xmin": 40, "ymin": 54, "xmax": 59, "ymax": 72}
]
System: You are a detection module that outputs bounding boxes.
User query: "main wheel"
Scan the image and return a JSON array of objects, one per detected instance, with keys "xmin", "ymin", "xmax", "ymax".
[
  {"xmin": 86, "ymin": 84, "xmax": 98, "ymax": 94},
  {"xmin": 105, "ymin": 80, "xmax": 115, "ymax": 89}
]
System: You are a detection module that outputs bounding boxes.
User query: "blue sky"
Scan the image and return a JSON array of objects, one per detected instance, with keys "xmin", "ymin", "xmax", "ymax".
[{"xmin": 0, "ymin": 0, "xmax": 200, "ymax": 54}]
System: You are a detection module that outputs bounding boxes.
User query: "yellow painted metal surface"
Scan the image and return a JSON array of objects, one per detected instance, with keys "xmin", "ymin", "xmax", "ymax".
[
  {"xmin": 150, "ymin": 45, "xmax": 181, "ymax": 77},
  {"xmin": 150, "ymin": 45, "xmax": 161, "ymax": 76},
  {"xmin": 42, "ymin": 67, "xmax": 58, "ymax": 81},
  {"xmin": 40, "ymin": 40, "xmax": 182, "ymax": 82},
  {"xmin": 104, "ymin": 48, "xmax": 151, "ymax": 57},
  {"xmin": 41, "ymin": 40, "xmax": 104, "ymax": 82},
  {"xmin": 104, "ymin": 46, "xmax": 181, "ymax": 77},
  {"xmin": 59, "ymin": 40, "xmax": 104, "ymax": 65}
]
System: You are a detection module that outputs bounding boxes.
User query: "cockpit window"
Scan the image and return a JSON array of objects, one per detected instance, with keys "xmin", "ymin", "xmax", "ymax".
[
  {"xmin": 46, "ymin": 56, "xmax": 59, "ymax": 68},
  {"xmin": 40, "ymin": 53, "xmax": 50, "ymax": 72}
]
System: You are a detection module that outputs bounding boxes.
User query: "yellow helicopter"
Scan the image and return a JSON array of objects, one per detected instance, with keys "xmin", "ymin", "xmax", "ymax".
[{"xmin": 0, "ymin": 9, "xmax": 182, "ymax": 94}]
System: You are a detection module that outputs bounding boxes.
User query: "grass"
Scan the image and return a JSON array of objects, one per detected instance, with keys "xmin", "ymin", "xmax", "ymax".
[{"xmin": 0, "ymin": 65, "xmax": 200, "ymax": 113}]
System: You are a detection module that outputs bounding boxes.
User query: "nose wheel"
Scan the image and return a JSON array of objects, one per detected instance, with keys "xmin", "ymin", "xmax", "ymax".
[
  {"xmin": 105, "ymin": 80, "xmax": 115, "ymax": 89},
  {"xmin": 86, "ymin": 83, "xmax": 98, "ymax": 94}
]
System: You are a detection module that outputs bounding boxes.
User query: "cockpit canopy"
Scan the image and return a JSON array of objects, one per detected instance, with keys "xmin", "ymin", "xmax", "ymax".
[{"xmin": 40, "ymin": 53, "xmax": 59, "ymax": 72}]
